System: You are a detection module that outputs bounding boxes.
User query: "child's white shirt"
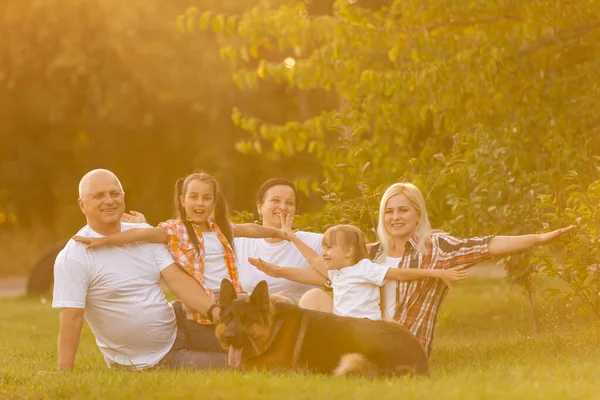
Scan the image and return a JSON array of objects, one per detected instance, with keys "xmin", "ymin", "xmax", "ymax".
[{"xmin": 328, "ymin": 258, "xmax": 389, "ymax": 320}]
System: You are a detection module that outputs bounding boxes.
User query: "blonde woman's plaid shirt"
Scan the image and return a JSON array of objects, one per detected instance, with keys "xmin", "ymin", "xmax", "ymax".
[{"xmin": 373, "ymin": 232, "xmax": 493, "ymax": 357}]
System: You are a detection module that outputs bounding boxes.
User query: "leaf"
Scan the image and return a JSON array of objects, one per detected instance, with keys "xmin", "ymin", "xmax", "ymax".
[
  {"xmin": 256, "ymin": 60, "xmax": 266, "ymax": 79},
  {"xmin": 433, "ymin": 153, "xmax": 447, "ymax": 164},
  {"xmin": 564, "ymin": 184, "xmax": 580, "ymax": 193},
  {"xmin": 388, "ymin": 46, "xmax": 399, "ymax": 63}
]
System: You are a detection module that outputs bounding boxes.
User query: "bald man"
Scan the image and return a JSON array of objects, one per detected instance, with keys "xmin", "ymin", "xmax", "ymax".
[{"xmin": 52, "ymin": 169, "xmax": 227, "ymax": 371}]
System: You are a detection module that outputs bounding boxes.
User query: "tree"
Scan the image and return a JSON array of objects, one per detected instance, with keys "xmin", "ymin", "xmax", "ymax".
[{"xmin": 188, "ymin": 0, "xmax": 600, "ymax": 326}]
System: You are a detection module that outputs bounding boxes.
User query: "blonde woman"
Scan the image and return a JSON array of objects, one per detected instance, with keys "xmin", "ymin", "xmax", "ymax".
[{"xmin": 370, "ymin": 182, "xmax": 573, "ymax": 356}]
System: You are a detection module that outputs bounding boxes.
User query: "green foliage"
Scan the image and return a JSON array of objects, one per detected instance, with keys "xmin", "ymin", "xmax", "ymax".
[
  {"xmin": 190, "ymin": 0, "xmax": 600, "ymax": 264},
  {"xmin": 531, "ymin": 178, "xmax": 600, "ymax": 319}
]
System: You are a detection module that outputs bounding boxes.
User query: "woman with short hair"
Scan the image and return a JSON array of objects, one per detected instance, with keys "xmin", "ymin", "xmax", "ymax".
[{"xmin": 234, "ymin": 178, "xmax": 324, "ymax": 301}]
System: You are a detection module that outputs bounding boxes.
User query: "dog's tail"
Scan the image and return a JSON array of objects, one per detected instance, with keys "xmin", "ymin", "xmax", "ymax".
[{"xmin": 333, "ymin": 353, "xmax": 378, "ymax": 377}]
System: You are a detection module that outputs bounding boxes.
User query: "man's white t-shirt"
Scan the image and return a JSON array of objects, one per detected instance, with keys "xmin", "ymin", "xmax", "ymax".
[
  {"xmin": 380, "ymin": 256, "xmax": 403, "ymax": 320},
  {"xmin": 234, "ymin": 231, "xmax": 323, "ymax": 301},
  {"xmin": 52, "ymin": 222, "xmax": 177, "ymax": 370},
  {"xmin": 201, "ymin": 232, "xmax": 230, "ymax": 291},
  {"xmin": 328, "ymin": 258, "xmax": 389, "ymax": 320}
]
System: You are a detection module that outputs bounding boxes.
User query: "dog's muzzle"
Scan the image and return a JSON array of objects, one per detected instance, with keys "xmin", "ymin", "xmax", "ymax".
[{"xmin": 223, "ymin": 331, "xmax": 237, "ymax": 344}]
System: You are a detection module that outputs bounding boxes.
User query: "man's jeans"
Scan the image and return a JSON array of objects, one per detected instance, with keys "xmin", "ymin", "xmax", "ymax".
[
  {"xmin": 157, "ymin": 325, "xmax": 227, "ymax": 370},
  {"xmin": 172, "ymin": 300, "xmax": 224, "ymax": 352}
]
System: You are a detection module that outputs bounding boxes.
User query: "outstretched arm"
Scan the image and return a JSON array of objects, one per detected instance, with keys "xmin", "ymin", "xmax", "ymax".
[
  {"xmin": 73, "ymin": 227, "xmax": 168, "ymax": 249},
  {"xmin": 488, "ymin": 225, "xmax": 575, "ymax": 256},
  {"xmin": 385, "ymin": 267, "xmax": 468, "ymax": 292},
  {"xmin": 248, "ymin": 257, "xmax": 327, "ymax": 287},
  {"xmin": 234, "ymin": 223, "xmax": 288, "ymax": 241}
]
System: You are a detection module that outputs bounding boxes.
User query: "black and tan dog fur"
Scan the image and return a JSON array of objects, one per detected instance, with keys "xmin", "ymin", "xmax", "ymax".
[{"xmin": 216, "ymin": 279, "xmax": 429, "ymax": 377}]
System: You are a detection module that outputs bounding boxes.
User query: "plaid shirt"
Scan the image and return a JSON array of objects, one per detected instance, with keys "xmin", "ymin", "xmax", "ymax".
[
  {"xmin": 158, "ymin": 218, "xmax": 244, "ymax": 325},
  {"xmin": 372, "ymin": 232, "xmax": 493, "ymax": 356}
]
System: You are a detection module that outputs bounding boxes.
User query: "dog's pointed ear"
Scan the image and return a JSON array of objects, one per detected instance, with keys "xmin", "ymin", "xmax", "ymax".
[
  {"xmin": 249, "ymin": 280, "xmax": 270, "ymax": 312},
  {"xmin": 219, "ymin": 279, "xmax": 237, "ymax": 309}
]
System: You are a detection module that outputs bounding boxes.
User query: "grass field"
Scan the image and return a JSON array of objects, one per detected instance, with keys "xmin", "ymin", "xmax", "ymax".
[{"xmin": 1, "ymin": 277, "xmax": 599, "ymax": 400}]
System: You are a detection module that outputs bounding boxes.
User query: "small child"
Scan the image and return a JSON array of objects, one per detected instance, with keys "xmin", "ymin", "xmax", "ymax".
[
  {"xmin": 250, "ymin": 224, "xmax": 468, "ymax": 320},
  {"xmin": 74, "ymin": 172, "xmax": 288, "ymax": 351}
]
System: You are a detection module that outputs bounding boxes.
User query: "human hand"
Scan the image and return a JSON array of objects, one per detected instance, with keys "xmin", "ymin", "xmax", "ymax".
[
  {"xmin": 211, "ymin": 306, "xmax": 221, "ymax": 323},
  {"xmin": 121, "ymin": 210, "xmax": 147, "ymax": 223},
  {"xmin": 278, "ymin": 213, "xmax": 294, "ymax": 241},
  {"xmin": 537, "ymin": 225, "xmax": 576, "ymax": 245},
  {"xmin": 72, "ymin": 236, "xmax": 107, "ymax": 249},
  {"xmin": 439, "ymin": 267, "xmax": 469, "ymax": 292},
  {"xmin": 248, "ymin": 257, "xmax": 282, "ymax": 278}
]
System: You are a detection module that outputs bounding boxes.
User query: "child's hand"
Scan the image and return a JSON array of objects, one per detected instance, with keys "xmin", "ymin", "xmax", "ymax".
[
  {"xmin": 121, "ymin": 210, "xmax": 147, "ymax": 224},
  {"xmin": 72, "ymin": 236, "xmax": 107, "ymax": 249},
  {"xmin": 248, "ymin": 257, "xmax": 282, "ymax": 278},
  {"xmin": 278, "ymin": 213, "xmax": 294, "ymax": 241},
  {"xmin": 439, "ymin": 267, "xmax": 469, "ymax": 292},
  {"xmin": 269, "ymin": 293, "xmax": 296, "ymax": 305}
]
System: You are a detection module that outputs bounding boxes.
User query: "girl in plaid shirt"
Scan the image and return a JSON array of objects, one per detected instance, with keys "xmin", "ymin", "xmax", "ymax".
[{"xmin": 74, "ymin": 172, "xmax": 288, "ymax": 352}]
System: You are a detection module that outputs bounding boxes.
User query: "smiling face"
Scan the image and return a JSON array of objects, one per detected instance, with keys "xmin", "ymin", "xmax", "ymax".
[
  {"xmin": 180, "ymin": 179, "xmax": 215, "ymax": 228},
  {"xmin": 78, "ymin": 171, "xmax": 125, "ymax": 235},
  {"xmin": 322, "ymin": 240, "xmax": 353, "ymax": 271},
  {"xmin": 321, "ymin": 225, "xmax": 368, "ymax": 270},
  {"xmin": 383, "ymin": 194, "xmax": 420, "ymax": 240},
  {"xmin": 257, "ymin": 184, "xmax": 296, "ymax": 229}
]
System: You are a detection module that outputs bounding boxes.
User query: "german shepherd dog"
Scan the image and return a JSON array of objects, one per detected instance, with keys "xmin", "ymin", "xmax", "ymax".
[{"xmin": 216, "ymin": 279, "xmax": 429, "ymax": 377}]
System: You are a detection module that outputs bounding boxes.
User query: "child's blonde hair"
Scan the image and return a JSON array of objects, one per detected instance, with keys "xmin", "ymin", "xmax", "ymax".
[
  {"xmin": 322, "ymin": 225, "xmax": 369, "ymax": 264},
  {"xmin": 376, "ymin": 182, "xmax": 431, "ymax": 258}
]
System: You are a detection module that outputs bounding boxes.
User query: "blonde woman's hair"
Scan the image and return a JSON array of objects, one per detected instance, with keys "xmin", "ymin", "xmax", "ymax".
[
  {"xmin": 322, "ymin": 225, "xmax": 369, "ymax": 265},
  {"xmin": 376, "ymin": 182, "xmax": 431, "ymax": 258}
]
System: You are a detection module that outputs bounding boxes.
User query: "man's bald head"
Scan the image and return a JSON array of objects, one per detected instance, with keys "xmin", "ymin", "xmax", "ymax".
[
  {"xmin": 78, "ymin": 169, "xmax": 124, "ymax": 198},
  {"xmin": 77, "ymin": 169, "xmax": 126, "ymax": 235}
]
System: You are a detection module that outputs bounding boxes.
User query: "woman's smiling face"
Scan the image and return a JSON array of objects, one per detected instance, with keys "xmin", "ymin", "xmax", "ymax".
[
  {"xmin": 384, "ymin": 194, "xmax": 420, "ymax": 239},
  {"xmin": 257, "ymin": 185, "xmax": 296, "ymax": 228}
]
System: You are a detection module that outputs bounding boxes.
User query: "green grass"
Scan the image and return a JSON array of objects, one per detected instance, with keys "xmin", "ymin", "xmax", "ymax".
[{"xmin": 1, "ymin": 277, "xmax": 599, "ymax": 399}]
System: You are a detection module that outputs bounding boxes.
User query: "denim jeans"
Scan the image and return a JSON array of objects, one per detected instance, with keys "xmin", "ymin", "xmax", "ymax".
[{"xmin": 171, "ymin": 300, "xmax": 225, "ymax": 353}]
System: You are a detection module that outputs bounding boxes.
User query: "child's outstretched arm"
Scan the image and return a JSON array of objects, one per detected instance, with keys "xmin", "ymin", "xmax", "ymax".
[
  {"xmin": 234, "ymin": 223, "xmax": 288, "ymax": 240},
  {"xmin": 73, "ymin": 227, "xmax": 168, "ymax": 249},
  {"xmin": 385, "ymin": 267, "xmax": 469, "ymax": 292},
  {"xmin": 248, "ymin": 257, "xmax": 327, "ymax": 287}
]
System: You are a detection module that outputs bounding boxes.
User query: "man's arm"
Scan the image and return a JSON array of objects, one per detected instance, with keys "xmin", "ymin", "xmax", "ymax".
[
  {"xmin": 52, "ymin": 250, "xmax": 90, "ymax": 371},
  {"xmin": 160, "ymin": 264, "xmax": 220, "ymax": 321},
  {"xmin": 57, "ymin": 308, "xmax": 84, "ymax": 371}
]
